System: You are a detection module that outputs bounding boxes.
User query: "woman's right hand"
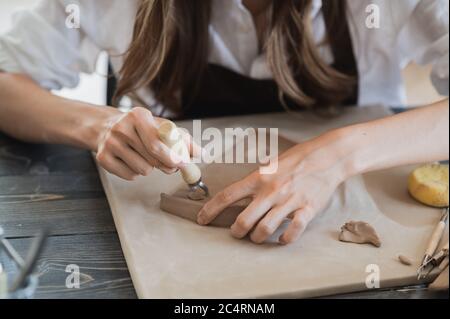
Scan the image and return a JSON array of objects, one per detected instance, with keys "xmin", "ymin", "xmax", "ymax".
[{"xmin": 95, "ymin": 107, "xmax": 199, "ymax": 181}]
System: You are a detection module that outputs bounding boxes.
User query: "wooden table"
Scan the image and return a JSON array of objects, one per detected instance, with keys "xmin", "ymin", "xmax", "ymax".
[{"xmin": 0, "ymin": 133, "xmax": 447, "ymax": 299}]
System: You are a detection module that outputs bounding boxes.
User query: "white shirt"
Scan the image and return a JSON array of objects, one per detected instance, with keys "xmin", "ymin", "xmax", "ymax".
[{"xmin": 0, "ymin": 0, "xmax": 448, "ymax": 114}]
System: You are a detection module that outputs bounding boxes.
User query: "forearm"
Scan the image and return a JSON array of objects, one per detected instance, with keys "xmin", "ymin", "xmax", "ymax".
[
  {"xmin": 323, "ymin": 100, "xmax": 449, "ymax": 180},
  {"xmin": 0, "ymin": 73, "xmax": 117, "ymax": 151}
]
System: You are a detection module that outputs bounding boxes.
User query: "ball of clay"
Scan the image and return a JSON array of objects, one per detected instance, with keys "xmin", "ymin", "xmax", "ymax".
[{"xmin": 408, "ymin": 164, "xmax": 449, "ymax": 208}]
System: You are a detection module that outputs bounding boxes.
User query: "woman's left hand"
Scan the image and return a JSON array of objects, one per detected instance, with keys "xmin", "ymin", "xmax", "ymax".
[{"xmin": 197, "ymin": 130, "xmax": 352, "ymax": 245}]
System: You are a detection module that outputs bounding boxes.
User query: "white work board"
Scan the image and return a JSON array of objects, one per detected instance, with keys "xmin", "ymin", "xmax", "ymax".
[{"xmin": 97, "ymin": 105, "xmax": 445, "ymax": 298}]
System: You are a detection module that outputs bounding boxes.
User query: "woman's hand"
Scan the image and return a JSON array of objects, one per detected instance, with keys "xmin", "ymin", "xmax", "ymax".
[
  {"xmin": 197, "ymin": 101, "xmax": 450, "ymax": 245},
  {"xmin": 197, "ymin": 130, "xmax": 353, "ymax": 245},
  {"xmin": 96, "ymin": 107, "xmax": 200, "ymax": 181}
]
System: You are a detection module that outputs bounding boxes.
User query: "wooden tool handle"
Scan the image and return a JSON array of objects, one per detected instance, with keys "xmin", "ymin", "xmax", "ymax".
[
  {"xmin": 425, "ymin": 221, "xmax": 447, "ymax": 257},
  {"xmin": 158, "ymin": 120, "xmax": 201, "ymax": 185}
]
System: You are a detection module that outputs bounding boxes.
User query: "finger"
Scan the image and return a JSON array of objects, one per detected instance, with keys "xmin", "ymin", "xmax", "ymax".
[
  {"xmin": 128, "ymin": 144, "xmax": 176, "ymax": 175},
  {"xmin": 157, "ymin": 165, "xmax": 179, "ymax": 175},
  {"xmin": 145, "ymin": 135, "xmax": 184, "ymax": 168},
  {"xmin": 108, "ymin": 113, "xmax": 160, "ymax": 166},
  {"xmin": 230, "ymin": 197, "xmax": 274, "ymax": 239},
  {"xmin": 100, "ymin": 155, "xmax": 138, "ymax": 181},
  {"xmin": 250, "ymin": 204, "xmax": 294, "ymax": 244},
  {"xmin": 180, "ymin": 130, "xmax": 203, "ymax": 159},
  {"xmin": 136, "ymin": 131, "xmax": 180, "ymax": 173},
  {"xmin": 279, "ymin": 207, "xmax": 315, "ymax": 245},
  {"xmin": 131, "ymin": 108, "xmax": 184, "ymax": 168},
  {"xmin": 124, "ymin": 133, "xmax": 176, "ymax": 174},
  {"xmin": 111, "ymin": 142, "xmax": 154, "ymax": 176},
  {"xmin": 108, "ymin": 109, "xmax": 177, "ymax": 173},
  {"xmin": 116, "ymin": 125, "xmax": 153, "ymax": 161},
  {"xmin": 197, "ymin": 179, "xmax": 254, "ymax": 225}
]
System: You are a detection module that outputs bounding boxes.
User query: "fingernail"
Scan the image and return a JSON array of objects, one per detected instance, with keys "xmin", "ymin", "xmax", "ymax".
[
  {"xmin": 278, "ymin": 236, "xmax": 287, "ymax": 245},
  {"xmin": 197, "ymin": 212, "xmax": 206, "ymax": 225},
  {"xmin": 171, "ymin": 155, "xmax": 184, "ymax": 165},
  {"xmin": 230, "ymin": 224, "xmax": 243, "ymax": 239}
]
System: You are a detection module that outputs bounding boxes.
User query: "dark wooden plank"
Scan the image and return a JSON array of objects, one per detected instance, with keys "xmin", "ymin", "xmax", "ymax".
[
  {"xmin": 2, "ymin": 233, "xmax": 137, "ymax": 299},
  {"xmin": 0, "ymin": 174, "xmax": 104, "ymax": 195},
  {"xmin": 0, "ymin": 134, "xmax": 136, "ymax": 298},
  {"xmin": 325, "ymin": 287, "xmax": 448, "ymax": 299},
  {"xmin": 0, "ymin": 196, "xmax": 116, "ymax": 237},
  {"xmin": 0, "ymin": 134, "xmax": 116, "ymax": 237},
  {"xmin": 0, "ymin": 137, "xmax": 97, "ymax": 177}
]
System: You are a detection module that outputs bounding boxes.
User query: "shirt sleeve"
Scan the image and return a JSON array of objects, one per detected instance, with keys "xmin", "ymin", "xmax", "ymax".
[
  {"xmin": 398, "ymin": 0, "xmax": 449, "ymax": 96},
  {"xmin": 0, "ymin": 0, "xmax": 100, "ymax": 90}
]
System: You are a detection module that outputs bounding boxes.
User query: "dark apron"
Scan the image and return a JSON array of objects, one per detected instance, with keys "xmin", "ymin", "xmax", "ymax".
[{"xmin": 177, "ymin": 2, "xmax": 359, "ymax": 120}]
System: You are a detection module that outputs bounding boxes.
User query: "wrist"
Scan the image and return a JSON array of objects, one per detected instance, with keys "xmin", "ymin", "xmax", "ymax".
[
  {"xmin": 69, "ymin": 104, "xmax": 121, "ymax": 151},
  {"xmin": 308, "ymin": 124, "xmax": 370, "ymax": 184}
]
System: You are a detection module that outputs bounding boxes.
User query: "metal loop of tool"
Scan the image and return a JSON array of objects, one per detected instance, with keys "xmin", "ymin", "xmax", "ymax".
[
  {"xmin": 417, "ymin": 207, "xmax": 449, "ymax": 280},
  {"xmin": 188, "ymin": 181, "xmax": 210, "ymax": 201}
]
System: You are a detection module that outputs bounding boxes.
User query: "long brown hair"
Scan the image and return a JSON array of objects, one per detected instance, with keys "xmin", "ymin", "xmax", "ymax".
[{"xmin": 115, "ymin": 0, "xmax": 354, "ymax": 113}]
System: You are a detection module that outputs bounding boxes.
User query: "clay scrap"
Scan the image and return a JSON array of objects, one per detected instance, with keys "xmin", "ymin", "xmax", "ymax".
[
  {"xmin": 398, "ymin": 254, "xmax": 413, "ymax": 266},
  {"xmin": 339, "ymin": 221, "xmax": 381, "ymax": 247}
]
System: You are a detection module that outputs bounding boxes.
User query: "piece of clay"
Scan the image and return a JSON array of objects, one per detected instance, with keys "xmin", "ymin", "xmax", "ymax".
[
  {"xmin": 338, "ymin": 221, "xmax": 381, "ymax": 247},
  {"xmin": 160, "ymin": 192, "xmax": 249, "ymax": 227},
  {"xmin": 398, "ymin": 254, "xmax": 413, "ymax": 266},
  {"xmin": 428, "ymin": 265, "xmax": 449, "ymax": 291}
]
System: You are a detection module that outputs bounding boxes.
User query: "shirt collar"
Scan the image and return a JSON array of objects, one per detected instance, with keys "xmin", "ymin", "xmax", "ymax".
[{"xmin": 311, "ymin": 0, "xmax": 323, "ymax": 19}]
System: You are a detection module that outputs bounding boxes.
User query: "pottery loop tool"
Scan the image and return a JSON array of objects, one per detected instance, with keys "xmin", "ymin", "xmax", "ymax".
[
  {"xmin": 0, "ymin": 226, "xmax": 48, "ymax": 298},
  {"xmin": 158, "ymin": 120, "xmax": 209, "ymax": 201},
  {"xmin": 429, "ymin": 241, "xmax": 449, "ymax": 266},
  {"xmin": 417, "ymin": 207, "xmax": 449, "ymax": 280},
  {"xmin": 420, "ymin": 240, "xmax": 449, "ymax": 279},
  {"xmin": 0, "ymin": 261, "xmax": 6, "ymax": 299}
]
